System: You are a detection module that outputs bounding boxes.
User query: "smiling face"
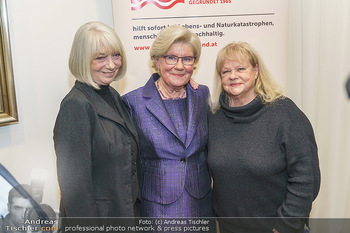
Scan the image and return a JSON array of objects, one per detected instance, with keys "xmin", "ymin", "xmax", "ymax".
[
  {"xmin": 220, "ymin": 56, "xmax": 258, "ymax": 106},
  {"xmin": 90, "ymin": 47, "xmax": 122, "ymax": 86},
  {"xmin": 155, "ymin": 42, "xmax": 194, "ymax": 91}
]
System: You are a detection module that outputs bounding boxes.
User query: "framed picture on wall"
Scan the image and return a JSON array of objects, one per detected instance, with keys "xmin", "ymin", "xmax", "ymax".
[{"xmin": 0, "ymin": 0, "xmax": 18, "ymax": 126}]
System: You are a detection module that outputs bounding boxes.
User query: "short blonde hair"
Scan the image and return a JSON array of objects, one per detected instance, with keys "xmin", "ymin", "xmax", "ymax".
[
  {"xmin": 211, "ymin": 41, "xmax": 284, "ymax": 113},
  {"xmin": 69, "ymin": 21, "xmax": 127, "ymax": 89},
  {"xmin": 150, "ymin": 25, "xmax": 201, "ymax": 72}
]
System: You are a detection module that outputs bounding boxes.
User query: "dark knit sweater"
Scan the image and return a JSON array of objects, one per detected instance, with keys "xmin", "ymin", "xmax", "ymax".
[{"xmin": 208, "ymin": 93, "xmax": 320, "ymax": 233}]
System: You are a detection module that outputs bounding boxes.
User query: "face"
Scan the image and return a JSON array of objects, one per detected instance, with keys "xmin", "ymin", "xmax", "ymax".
[
  {"xmin": 155, "ymin": 43, "xmax": 195, "ymax": 90},
  {"xmin": 90, "ymin": 47, "xmax": 122, "ymax": 86},
  {"xmin": 8, "ymin": 197, "xmax": 32, "ymax": 227},
  {"xmin": 220, "ymin": 56, "xmax": 258, "ymax": 105}
]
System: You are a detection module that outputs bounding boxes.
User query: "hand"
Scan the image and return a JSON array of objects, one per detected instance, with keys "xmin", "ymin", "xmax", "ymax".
[
  {"xmin": 272, "ymin": 228, "xmax": 280, "ymax": 233},
  {"xmin": 189, "ymin": 78, "xmax": 199, "ymax": 90}
]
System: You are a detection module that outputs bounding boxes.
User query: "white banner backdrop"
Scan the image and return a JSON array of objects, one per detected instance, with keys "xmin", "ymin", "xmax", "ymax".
[{"xmin": 112, "ymin": 0, "xmax": 289, "ymax": 95}]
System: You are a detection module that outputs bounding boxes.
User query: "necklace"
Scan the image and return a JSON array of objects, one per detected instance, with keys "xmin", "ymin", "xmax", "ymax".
[{"xmin": 156, "ymin": 79, "xmax": 186, "ymax": 100}]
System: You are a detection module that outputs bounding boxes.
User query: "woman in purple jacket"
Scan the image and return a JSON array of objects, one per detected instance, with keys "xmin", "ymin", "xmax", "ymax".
[{"xmin": 123, "ymin": 25, "xmax": 213, "ymax": 218}]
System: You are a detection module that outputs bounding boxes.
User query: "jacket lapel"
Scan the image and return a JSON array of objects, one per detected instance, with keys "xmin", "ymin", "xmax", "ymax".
[
  {"xmin": 143, "ymin": 74, "xmax": 181, "ymax": 140},
  {"xmin": 75, "ymin": 81, "xmax": 126, "ymax": 128},
  {"xmin": 184, "ymin": 84, "xmax": 200, "ymax": 148}
]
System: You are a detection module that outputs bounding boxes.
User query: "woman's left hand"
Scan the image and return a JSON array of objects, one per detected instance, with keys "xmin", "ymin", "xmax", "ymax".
[
  {"xmin": 272, "ymin": 228, "xmax": 280, "ymax": 233},
  {"xmin": 189, "ymin": 79, "xmax": 199, "ymax": 90}
]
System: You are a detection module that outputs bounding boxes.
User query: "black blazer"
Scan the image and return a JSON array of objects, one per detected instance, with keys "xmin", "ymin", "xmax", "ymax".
[{"xmin": 53, "ymin": 81, "xmax": 140, "ymax": 222}]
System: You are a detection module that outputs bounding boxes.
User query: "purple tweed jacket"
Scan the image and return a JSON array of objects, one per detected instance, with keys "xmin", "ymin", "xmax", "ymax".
[{"xmin": 122, "ymin": 73, "xmax": 212, "ymax": 205}]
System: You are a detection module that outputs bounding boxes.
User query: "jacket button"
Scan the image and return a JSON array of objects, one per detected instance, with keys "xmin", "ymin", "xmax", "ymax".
[
  {"xmin": 132, "ymin": 170, "xmax": 137, "ymax": 175},
  {"xmin": 132, "ymin": 160, "xmax": 136, "ymax": 165},
  {"xmin": 180, "ymin": 158, "xmax": 186, "ymax": 162}
]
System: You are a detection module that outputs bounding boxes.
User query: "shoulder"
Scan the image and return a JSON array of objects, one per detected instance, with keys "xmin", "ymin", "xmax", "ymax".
[
  {"xmin": 0, "ymin": 214, "xmax": 11, "ymax": 227},
  {"xmin": 60, "ymin": 86, "xmax": 91, "ymax": 108},
  {"xmin": 272, "ymin": 97, "xmax": 306, "ymax": 117},
  {"xmin": 122, "ymin": 86, "xmax": 144, "ymax": 104},
  {"xmin": 58, "ymin": 85, "xmax": 97, "ymax": 117},
  {"xmin": 208, "ymin": 108, "xmax": 224, "ymax": 123},
  {"xmin": 274, "ymin": 97, "xmax": 298, "ymax": 109},
  {"xmin": 123, "ymin": 74, "xmax": 157, "ymax": 101},
  {"xmin": 190, "ymin": 84, "xmax": 210, "ymax": 98},
  {"xmin": 0, "ymin": 216, "xmax": 6, "ymax": 233},
  {"xmin": 271, "ymin": 97, "xmax": 313, "ymax": 129},
  {"xmin": 198, "ymin": 84, "xmax": 210, "ymax": 95}
]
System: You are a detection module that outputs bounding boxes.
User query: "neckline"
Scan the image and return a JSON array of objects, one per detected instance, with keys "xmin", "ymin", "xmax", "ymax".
[
  {"xmin": 155, "ymin": 79, "xmax": 187, "ymax": 100},
  {"xmin": 96, "ymin": 85, "xmax": 110, "ymax": 95},
  {"xmin": 219, "ymin": 92, "xmax": 266, "ymax": 123}
]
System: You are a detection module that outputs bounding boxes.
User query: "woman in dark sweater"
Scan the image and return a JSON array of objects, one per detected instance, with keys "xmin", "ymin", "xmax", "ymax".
[{"xmin": 207, "ymin": 42, "xmax": 320, "ymax": 233}]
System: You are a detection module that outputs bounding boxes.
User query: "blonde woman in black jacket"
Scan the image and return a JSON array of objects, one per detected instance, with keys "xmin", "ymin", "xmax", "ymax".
[{"xmin": 53, "ymin": 22, "xmax": 140, "ymax": 230}]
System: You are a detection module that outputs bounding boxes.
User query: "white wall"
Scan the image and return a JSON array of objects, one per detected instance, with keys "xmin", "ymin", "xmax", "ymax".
[{"xmin": 0, "ymin": 0, "xmax": 114, "ymax": 210}]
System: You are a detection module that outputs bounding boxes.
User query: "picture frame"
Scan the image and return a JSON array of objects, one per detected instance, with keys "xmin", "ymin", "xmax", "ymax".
[{"xmin": 0, "ymin": 0, "xmax": 18, "ymax": 126}]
